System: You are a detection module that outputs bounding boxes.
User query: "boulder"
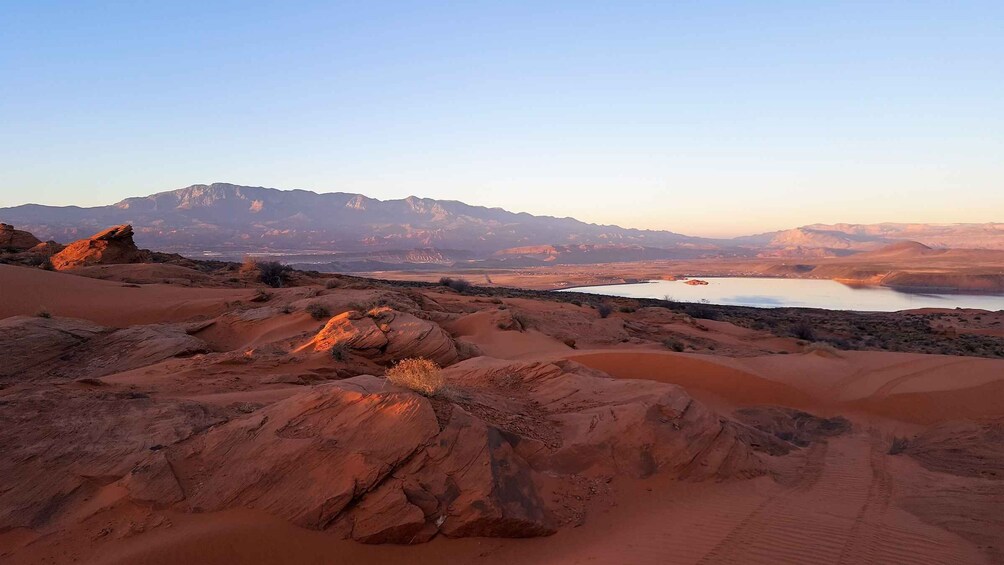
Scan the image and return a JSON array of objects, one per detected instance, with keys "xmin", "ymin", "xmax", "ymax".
[
  {"xmin": 50, "ymin": 224, "xmax": 148, "ymax": 270},
  {"xmin": 303, "ymin": 306, "xmax": 460, "ymax": 366},
  {"xmin": 0, "ymin": 223, "xmax": 42, "ymax": 251}
]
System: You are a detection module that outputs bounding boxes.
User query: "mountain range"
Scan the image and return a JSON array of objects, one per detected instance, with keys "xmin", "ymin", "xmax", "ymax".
[{"xmin": 2, "ymin": 183, "xmax": 1002, "ymax": 266}]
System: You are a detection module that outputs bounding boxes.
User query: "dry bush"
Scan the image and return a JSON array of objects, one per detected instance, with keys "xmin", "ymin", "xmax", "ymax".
[
  {"xmin": 35, "ymin": 307, "xmax": 51, "ymax": 319},
  {"xmin": 597, "ymin": 302, "xmax": 614, "ymax": 318},
  {"xmin": 889, "ymin": 436, "xmax": 909, "ymax": 455},
  {"xmin": 305, "ymin": 302, "xmax": 330, "ymax": 320},
  {"xmin": 663, "ymin": 338, "xmax": 685, "ymax": 352},
  {"xmin": 790, "ymin": 319, "xmax": 816, "ymax": 341},
  {"xmin": 385, "ymin": 358, "xmax": 445, "ymax": 396},
  {"xmin": 250, "ymin": 289, "xmax": 272, "ymax": 303},
  {"xmin": 330, "ymin": 342, "xmax": 350, "ymax": 361},
  {"xmin": 439, "ymin": 277, "xmax": 472, "ymax": 293},
  {"xmin": 239, "ymin": 256, "xmax": 259, "ymax": 278}
]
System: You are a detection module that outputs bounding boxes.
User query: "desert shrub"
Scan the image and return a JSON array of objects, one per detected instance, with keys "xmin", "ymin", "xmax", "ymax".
[
  {"xmin": 325, "ymin": 278, "xmax": 340, "ymax": 289},
  {"xmin": 888, "ymin": 437, "xmax": 909, "ymax": 455},
  {"xmin": 239, "ymin": 256, "xmax": 259, "ymax": 277},
  {"xmin": 385, "ymin": 358, "xmax": 445, "ymax": 396},
  {"xmin": 35, "ymin": 307, "xmax": 52, "ymax": 319},
  {"xmin": 619, "ymin": 305, "xmax": 637, "ymax": 313},
  {"xmin": 569, "ymin": 299, "xmax": 582, "ymax": 307},
  {"xmin": 250, "ymin": 289, "xmax": 272, "ymax": 303},
  {"xmin": 439, "ymin": 277, "xmax": 472, "ymax": 293},
  {"xmin": 663, "ymin": 338, "xmax": 685, "ymax": 352},
  {"xmin": 330, "ymin": 342, "xmax": 350, "ymax": 361},
  {"xmin": 305, "ymin": 302, "xmax": 330, "ymax": 320},
  {"xmin": 790, "ymin": 320, "xmax": 816, "ymax": 341},
  {"xmin": 41, "ymin": 257, "xmax": 54, "ymax": 271},
  {"xmin": 256, "ymin": 260, "xmax": 292, "ymax": 288},
  {"xmin": 280, "ymin": 304, "xmax": 294, "ymax": 314},
  {"xmin": 597, "ymin": 303, "xmax": 614, "ymax": 318},
  {"xmin": 511, "ymin": 311, "xmax": 531, "ymax": 331},
  {"xmin": 684, "ymin": 303, "xmax": 719, "ymax": 320}
]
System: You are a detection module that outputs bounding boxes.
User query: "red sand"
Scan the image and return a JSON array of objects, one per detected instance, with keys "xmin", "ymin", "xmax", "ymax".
[{"xmin": 1, "ymin": 261, "xmax": 1001, "ymax": 565}]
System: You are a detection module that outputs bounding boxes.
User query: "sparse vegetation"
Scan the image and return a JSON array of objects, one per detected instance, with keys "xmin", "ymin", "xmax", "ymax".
[
  {"xmin": 242, "ymin": 257, "xmax": 292, "ymax": 288},
  {"xmin": 330, "ymin": 342, "xmax": 350, "ymax": 361},
  {"xmin": 439, "ymin": 277, "xmax": 472, "ymax": 293},
  {"xmin": 511, "ymin": 311, "xmax": 531, "ymax": 331},
  {"xmin": 790, "ymin": 320, "xmax": 816, "ymax": 341},
  {"xmin": 663, "ymin": 338, "xmax": 685, "ymax": 352},
  {"xmin": 305, "ymin": 302, "xmax": 331, "ymax": 320},
  {"xmin": 889, "ymin": 436, "xmax": 909, "ymax": 455},
  {"xmin": 250, "ymin": 289, "xmax": 272, "ymax": 303},
  {"xmin": 385, "ymin": 358, "xmax": 445, "ymax": 396},
  {"xmin": 325, "ymin": 278, "xmax": 340, "ymax": 289},
  {"xmin": 35, "ymin": 307, "xmax": 51, "ymax": 319},
  {"xmin": 597, "ymin": 302, "xmax": 614, "ymax": 318}
]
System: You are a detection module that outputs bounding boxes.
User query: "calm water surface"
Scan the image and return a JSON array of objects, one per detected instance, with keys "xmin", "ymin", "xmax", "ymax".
[{"xmin": 560, "ymin": 277, "xmax": 1004, "ymax": 312}]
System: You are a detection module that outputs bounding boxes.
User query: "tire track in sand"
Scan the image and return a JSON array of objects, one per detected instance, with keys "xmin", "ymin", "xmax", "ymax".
[{"xmin": 694, "ymin": 433, "xmax": 984, "ymax": 565}]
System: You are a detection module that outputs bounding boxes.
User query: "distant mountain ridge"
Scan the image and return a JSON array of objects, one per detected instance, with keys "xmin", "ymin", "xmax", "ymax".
[
  {"xmin": 740, "ymin": 223, "xmax": 1004, "ymax": 251},
  {"xmin": 2, "ymin": 184, "xmax": 1002, "ymax": 263},
  {"xmin": 0, "ymin": 183, "xmax": 712, "ymax": 256}
]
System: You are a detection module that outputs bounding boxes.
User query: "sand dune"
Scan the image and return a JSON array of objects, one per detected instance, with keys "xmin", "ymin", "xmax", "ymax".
[{"xmin": 1, "ymin": 258, "xmax": 1002, "ymax": 565}]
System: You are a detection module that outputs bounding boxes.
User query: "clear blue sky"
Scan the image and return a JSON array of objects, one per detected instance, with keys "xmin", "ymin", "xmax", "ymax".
[{"xmin": 2, "ymin": 1, "xmax": 1001, "ymax": 236}]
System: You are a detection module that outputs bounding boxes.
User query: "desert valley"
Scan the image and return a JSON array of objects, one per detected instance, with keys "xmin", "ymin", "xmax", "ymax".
[{"xmin": 1, "ymin": 205, "xmax": 1002, "ymax": 564}]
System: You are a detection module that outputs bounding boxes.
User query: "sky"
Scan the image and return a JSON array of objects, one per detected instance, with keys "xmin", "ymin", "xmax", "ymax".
[{"xmin": 1, "ymin": 1, "xmax": 1002, "ymax": 237}]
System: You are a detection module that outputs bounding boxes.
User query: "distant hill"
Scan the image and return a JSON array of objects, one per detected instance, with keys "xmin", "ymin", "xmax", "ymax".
[
  {"xmin": 2, "ymin": 184, "xmax": 1002, "ymax": 264},
  {"xmin": 741, "ymin": 223, "xmax": 1004, "ymax": 252},
  {"xmin": 0, "ymin": 183, "xmax": 715, "ymax": 257}
]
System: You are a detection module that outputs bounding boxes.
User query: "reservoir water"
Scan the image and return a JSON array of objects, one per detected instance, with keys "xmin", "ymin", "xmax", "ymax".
[{"xmin": 560, "ymin": 277, "xmax": 1004, "ymax": 312}]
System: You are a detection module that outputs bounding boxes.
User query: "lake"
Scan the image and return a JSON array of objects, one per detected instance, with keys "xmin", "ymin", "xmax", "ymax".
[{"xmin": 560, "ymin": 277, "xmax": 1004, "ymax": 312}]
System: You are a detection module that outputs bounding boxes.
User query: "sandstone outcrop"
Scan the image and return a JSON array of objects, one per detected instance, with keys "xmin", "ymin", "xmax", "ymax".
[
  {"xmin": 302, "ymin": 306, "xmax": 460, "ymax": 366},
  {"xmin": 0, "ymin": 387, "xmax": 225, "ymax": 530},
  {"xmin": 0, "ymin": 315, "xmax": 210, "ymax": 383},
  {"xmin": 50, "ymin": 224, "xmax": 148, "ymax": 270},
  {"xmin": 0, "ymin": 223, "xmax": 41, "ymax": 251},
  {"xmin": 126, "ymin": 360, "xmax": 766, "ymax": 543}
]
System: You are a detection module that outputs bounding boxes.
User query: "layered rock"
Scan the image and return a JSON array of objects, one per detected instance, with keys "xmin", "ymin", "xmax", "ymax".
[
  {"xmin": 50, "ymin": 224, "xmax": 148, "ymax": 270},
  {"xmin": 0, "ymin": 387, "xmax": 225, "ymax": 530},
  {"xmin": 302, "ymin": 306, "xmax": 460, "ymax": 366},
  {"xmin": 0, "ymin": 223, "xmax": 41, "ymax": 251},
  {"xmin": 0, "ymin": 315, "xmax": 210, "ymax": 383},
  {"xmin": 126, "ymin": 360, "xmax": 766, "ymax": 543}
]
